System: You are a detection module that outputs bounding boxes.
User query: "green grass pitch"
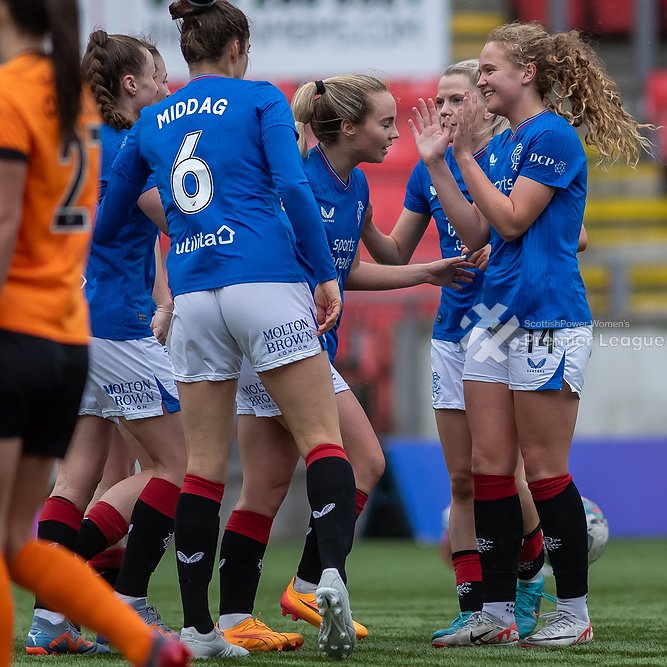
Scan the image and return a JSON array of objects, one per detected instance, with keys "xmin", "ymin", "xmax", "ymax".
[{"xmin": 10, "ymin": 538, "xmax": 667, "ymax": 666}]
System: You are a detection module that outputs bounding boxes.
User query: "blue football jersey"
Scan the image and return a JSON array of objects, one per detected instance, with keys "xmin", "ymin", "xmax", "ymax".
[
  {"xmin": 86, "ymin": 123, "xmax": 158, "ymax": 340},
  {"xmin": 299, "ymin": 145, "xmax": 370, "ymax": 361},
  {"xmin": 105, "ymin": 76, "xmax": 322, "ymax": 297},
  {"xmin": 404, "ymin": 146, "xmax": 486, "ymax": 342},
  {"xmin": 482, "ymin": 110, "xmax": 591, "ymax": 329}
]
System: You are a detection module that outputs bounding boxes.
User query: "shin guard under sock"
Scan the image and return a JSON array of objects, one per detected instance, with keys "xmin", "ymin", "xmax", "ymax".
[
  {"xmin": 175, "ymin": 475, "xmax": 224, "ymax": 633},
  {"xmin": 452, "ymin": 550, "xmax": 484, "ymax": 612},
  {"xmin": 518, "ymin": 524, "xmax": 545, "ymax": 581},
  {"xmin": 529, "ymin": 475, "xmax": 588, "ymax": 599},
  {"xmin": 473, "ymin": 474, "xmax": 523, "ymax": 604},
  {"xmin": 218, "ymin": 510, "xmax": 272, "ymax": 615},
  {"xmin": 76, "ymin": 501, "xmax": 128, "ymax": 562},
  {"xmin": 304, "ymin": 445, "xmax": 356, "ymax": 581},
  {"xmin": 115, "ymin": 477, "xmax": 179, "ymax": 598}
]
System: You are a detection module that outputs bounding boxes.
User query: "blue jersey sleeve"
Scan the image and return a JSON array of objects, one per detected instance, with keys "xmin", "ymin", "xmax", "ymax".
[
  {"xmin": 519, "ymin": 126, "xmax": 586, "ymax": 189},
  {"xmin": 403, "ymin": 162, "xmax": 430, "ymax": 214},
  {"xmin": 142, "ymin": 170, "xmax": 158, "ymax": 195},
  {"xmin": 94, "ymin": 121, "xmax": 150, "ymax": 246},
  {"xmin": 256, "ymin": 81, "xmax": 300, "ymax": 136},
  {"xmin": 262, "ymin": 125, "xmax": 336, "ymax": 284}
]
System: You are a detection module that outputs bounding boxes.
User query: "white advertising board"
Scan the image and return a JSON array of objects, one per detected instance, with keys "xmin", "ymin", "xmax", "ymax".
[{"xmin": 80, "ymin": 0, "xmax": 450, "ymax": 82}]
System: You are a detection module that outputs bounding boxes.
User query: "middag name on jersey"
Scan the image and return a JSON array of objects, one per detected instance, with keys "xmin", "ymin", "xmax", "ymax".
[
  {"xmin": 157, "ymin": 97, "xmax": 228, "ymax": 130},
  {"xmin": 174, "ymin": 225, "xmax": 235, "ymax": 255}
]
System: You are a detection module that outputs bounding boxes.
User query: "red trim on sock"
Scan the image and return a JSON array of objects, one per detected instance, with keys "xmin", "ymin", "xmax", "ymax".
[
  {"xmin": 528, "ymin": 474, "xmax": 573, "ymax": 502},
  {"xmin": 452, "ymin": 551, "xmax": 482, "ymax": 586},
  {"xmin": 85, "ymin": 502, "xmax": 129, "ymax": 545},
  {"xmin": 520, "ymin": 525, "xmax": 544, "ymax": 562},
  {"xmin": 39, "ymin": 496, "xmax": 83, "ymax": 532},
  {"xmin": 226, "ymin": 510, "xmax": 273, "ymax": 544},
  {"xmin": 181, "ymin": 474, "xmax": 224, "ymax": 503},
  {"xmin": 473, "ymin": 474, "xmax": 517, "ymax": 501},
  {"xmin": 304, "ymin": 444, "xmax": 348, "ymax": 468},
  {"xmin": 138, "ymin": 477, "xmax": 180, "ymax": 519},
  {"xmin": 355, "ymin": 489, "xmax": 369, "ymax": 517},
  {"xmin": 88, "ymin": 547, "xmax": 125, "ymax": 571}
]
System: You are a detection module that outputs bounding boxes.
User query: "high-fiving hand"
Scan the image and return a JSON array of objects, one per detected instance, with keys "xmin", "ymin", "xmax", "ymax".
[{"xmin": 407, "ymin": 98, "xmax": 451, "ymax": 165}]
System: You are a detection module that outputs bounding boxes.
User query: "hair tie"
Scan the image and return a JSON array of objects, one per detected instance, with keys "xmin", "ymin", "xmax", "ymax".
[
  {"xmin": 314, "ymin": 80, "xmax": 326, "ymax": 96},
  {"xmin": 186, "ymin": 0, "xmax": 217, "ymax": 7}
]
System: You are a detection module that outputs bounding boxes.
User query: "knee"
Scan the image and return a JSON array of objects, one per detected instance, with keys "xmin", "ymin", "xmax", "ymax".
[
  {"xmin": 449, "ymin": 470, "xmax": 474, "ymax": 501},
  {"xmin": 236, "ymin": 479, "xmax": 290, "ymax": 518},
  {"xmin": 353, "ymin": 450, "xmax": 385, "ymax": 493},
  {"xmin": 51, "ymin": 476, "xmax": 102, "ymax": 510},
  {"xmin": 151, "ymin": 447, "xmax": 188, "ymax": 484},
  {"xmin": 471, "ymin": 450, "xmax": 515, "ymax": 477},
  {"xmin": 519, "ymin": 448, "xmax": 565, "ymax": 484}
]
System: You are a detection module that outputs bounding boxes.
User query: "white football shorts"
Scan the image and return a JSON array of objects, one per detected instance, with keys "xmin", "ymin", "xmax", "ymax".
[
  {"xmin": 236, "ymin": 355, "xmax": 348, "ymax": 417},
  {"xmin": 462, "ymin": 324, "xmax": 593, "ymax": 396},
  {"xmin": 170, "ymin": 282, "xmax": 323, "ymax": 382},
  {"xmin": 79, "ymin": 336, "xmax": 180, "ymax": 422},
  {"xmin": 431, "ymin": 339, "xmax": 466, "ymax": 410}
]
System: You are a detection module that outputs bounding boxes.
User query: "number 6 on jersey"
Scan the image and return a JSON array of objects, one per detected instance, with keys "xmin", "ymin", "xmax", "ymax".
[{"xmin": 171, "ymin": 131, "xmax": 213, "ymax": 214}]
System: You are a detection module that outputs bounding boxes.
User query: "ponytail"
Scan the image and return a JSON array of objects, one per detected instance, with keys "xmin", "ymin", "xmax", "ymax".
[
  {"xmin": 292, "ymin": 74, "xmax": 389, "ymax": 157},
  {"xmin": 4, "ymin": 0, "xmax": 82, "ymax": 145},
  {"xmin": 45, "ymin": 0, "xmax": 81, "ymax": 145},
  {"xmin": 291, "ymin": 81, "xmax": 319, "ymax": 158},
  {"xmin": 169, "ymin": 0, "xmax": 250, "ymax": 67},
  {"xmin": 82, "ymin": 31, "xmax": 148, "ymax": 131},
  {"xmin": 488, "ymin": 22, "xmax": 653, "ymax": 166}
]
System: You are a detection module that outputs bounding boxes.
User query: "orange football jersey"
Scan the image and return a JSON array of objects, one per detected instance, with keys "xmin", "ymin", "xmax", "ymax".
[{"xmin": 0, "ymin": 53, "xmax": 100, "ymax": 345}]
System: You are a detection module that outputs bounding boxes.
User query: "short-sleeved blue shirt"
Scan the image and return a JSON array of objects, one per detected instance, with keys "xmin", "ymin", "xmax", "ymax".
[
  {"xmin": 298, "ymin": 145, "xmax": 370, "ymax": 361},
  {"xmin": 404, "ymin": 146, "xmax": 487, "ymax": 342},
  {"xmin": 483, "ymin": 111, "xmax": 591, "ymax": 329}
]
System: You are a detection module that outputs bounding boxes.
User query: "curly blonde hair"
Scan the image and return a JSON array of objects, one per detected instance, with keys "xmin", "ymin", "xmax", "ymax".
[{"xmin": 488, "ymin": 22, "xmax": 653, "ymax": 166}]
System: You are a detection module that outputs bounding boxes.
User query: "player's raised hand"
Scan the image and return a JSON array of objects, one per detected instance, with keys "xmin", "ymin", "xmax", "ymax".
[
  {"xmin": 314, "ymin": 279, "xmax": 342, "ymax": 335},
  {"xmin": 408, "ymin": 97, "xmax": 451, "ymax": 165},
  {"xmin": 451, "ymin": 91, "xmax": 477, "ymax": 158}
]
